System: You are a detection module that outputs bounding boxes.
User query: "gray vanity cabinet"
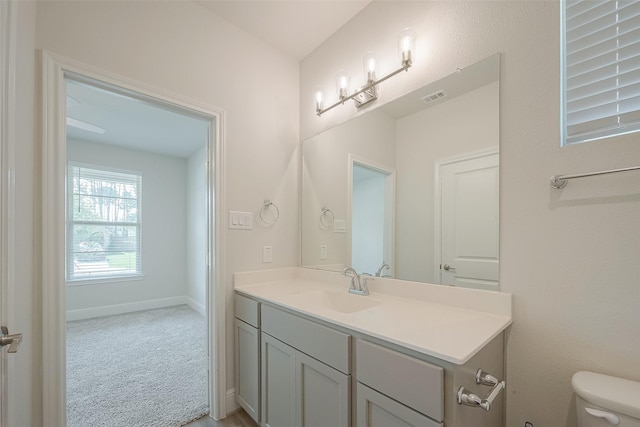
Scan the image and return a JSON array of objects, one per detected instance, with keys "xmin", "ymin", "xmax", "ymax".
[
  {"xmin": 234, "ymin": 291, "xmax": 505, "ymax": 427},
  {"xmin": 234, "ymin": 295, "xmax": 261, "ymax": 423},
  {"xmin": 261, "ymin": 304, "xmax": 351, "ymax": 427},
  {"xmin": 355, "ymin": 340, "xmax": 444, "ymax": 427},
  {"xmin": 261, "ymin": 332, "xmax": 296, "ymax": 427},
  {"xmin": 356, "ymin": 383, "xmax": 441, "ymax": 427}
]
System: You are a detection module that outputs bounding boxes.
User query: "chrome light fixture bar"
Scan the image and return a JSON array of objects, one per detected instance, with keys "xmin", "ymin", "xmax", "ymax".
[{"xmin": 315, "ymin": 28, "xmax": 417, "ymax": 117}]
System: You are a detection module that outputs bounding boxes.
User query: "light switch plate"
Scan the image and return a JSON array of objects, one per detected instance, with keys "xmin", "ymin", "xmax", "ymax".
[
  {"xmin": 333, "ymin": 219, "xmax": 347, "ymax": 233},
  {"xmin": 229, "ymin": 211, "xmax": 253, "ymax": 230}
]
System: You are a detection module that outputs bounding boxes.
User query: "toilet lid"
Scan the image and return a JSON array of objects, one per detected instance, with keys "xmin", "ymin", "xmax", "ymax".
[{"xmin": 572, "ymin": 371, "xmax": 640, "ymax": 419}]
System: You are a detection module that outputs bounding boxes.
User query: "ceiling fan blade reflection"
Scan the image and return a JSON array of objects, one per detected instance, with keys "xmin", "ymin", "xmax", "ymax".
[{"xmin": 66, "ymin": 117, "xmax": 106, "ymax": 134}]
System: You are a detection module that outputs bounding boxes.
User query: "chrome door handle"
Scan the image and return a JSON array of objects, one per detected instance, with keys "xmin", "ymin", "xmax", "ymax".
[
  {"xmin": 442, "ymin": 264, "xmax": 456, "ymax": 271},
  {"xmin": 0, "ymin": 326, "xmax": 22, "ymax": 353}
]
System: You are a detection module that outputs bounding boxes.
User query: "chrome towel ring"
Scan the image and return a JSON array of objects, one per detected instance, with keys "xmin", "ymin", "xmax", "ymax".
[
  {"xmin": 320, "ymin": 206, "xmax": 334, "ymax": 229},
  {"xmin": 260, "ymin": 200, "xmax": 280, "ymax": 225}
]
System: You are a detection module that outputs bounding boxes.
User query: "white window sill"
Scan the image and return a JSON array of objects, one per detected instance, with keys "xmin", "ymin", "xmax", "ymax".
[{"xmin": 66, "ymin": 274, "xmax": 145, "ymax": 287}]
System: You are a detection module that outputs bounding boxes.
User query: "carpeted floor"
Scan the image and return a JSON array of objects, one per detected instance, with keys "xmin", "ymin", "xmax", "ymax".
[{"xmin": 66, "ymin": 305, "xmax": 209, "ymax": 427}]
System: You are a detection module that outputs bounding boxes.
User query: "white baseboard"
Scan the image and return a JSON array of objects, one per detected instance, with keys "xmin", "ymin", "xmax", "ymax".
[
  {"xmin": 226, "ymin": 388, "xmax": 239, "ymax": 415},
  {"xmin": 185, "ymin": 297, "xmax": 206, "ymax": 316},
  {"xmin": 66, "ymin": 296, "xmax": 200, "ymax": 321}
]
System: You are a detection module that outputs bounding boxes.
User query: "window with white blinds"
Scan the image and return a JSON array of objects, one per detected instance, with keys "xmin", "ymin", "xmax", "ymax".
[
  {"xmin": 67, "ymin": 165, "xmax": 142, "ymax": 281},
  {"xmin": 563, "ymin": 0, "xmax": 640, "ymax": 145}
]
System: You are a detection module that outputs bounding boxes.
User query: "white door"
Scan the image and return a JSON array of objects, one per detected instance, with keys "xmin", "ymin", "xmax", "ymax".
[
  {"xmin": 439, "ymin": 153, "xmax": 499, "ymax": 291},
  {"xmin": 0, "ymin": 2, "xmax": 24, "ymax": 424}
]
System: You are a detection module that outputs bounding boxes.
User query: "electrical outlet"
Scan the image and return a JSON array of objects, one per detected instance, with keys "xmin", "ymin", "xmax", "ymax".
[
  {"xmin": 263, "ymin": 246, "xmax": 273, "ymax": 263},
  {"xmin": 320, "ymin": 245, "xmax": 327, "ymax": 260}
]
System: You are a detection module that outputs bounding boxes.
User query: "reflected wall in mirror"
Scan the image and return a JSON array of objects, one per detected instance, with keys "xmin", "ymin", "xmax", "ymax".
[{"xmin": 301, "ymin": 54, "xmax": 500, "ymax": 291}]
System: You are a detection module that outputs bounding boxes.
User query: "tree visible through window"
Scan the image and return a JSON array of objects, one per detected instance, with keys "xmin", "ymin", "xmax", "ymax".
[{"xmin": 67, "ymin": 165, "xmax": 142, "ymax": 281}]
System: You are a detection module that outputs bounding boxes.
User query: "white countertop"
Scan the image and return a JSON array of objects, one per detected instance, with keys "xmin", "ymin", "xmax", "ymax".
[{"xmin": 234, "ymin": 268, "xmax": 512, "ymax": 365}]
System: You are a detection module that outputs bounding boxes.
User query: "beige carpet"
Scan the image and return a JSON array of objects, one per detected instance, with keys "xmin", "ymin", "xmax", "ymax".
[{"xmin": 66, "ymin": 305, "xmax": 208, "ymax": 427}]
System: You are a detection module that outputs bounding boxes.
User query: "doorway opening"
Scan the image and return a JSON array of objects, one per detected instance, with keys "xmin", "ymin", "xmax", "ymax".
[
  {"xmin": 64, "ymin": 77, "xmax": 211, "ymax": 426},
  {"xmin": 349, "ymin": 157, "xmax": 395, "ymax": 277},
  {"xmin": 42, "ymin": 51, "xmax": 227, "ymax": 427}
]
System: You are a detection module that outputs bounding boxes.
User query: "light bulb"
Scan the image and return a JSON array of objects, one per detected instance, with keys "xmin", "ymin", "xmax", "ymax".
[
  {"xmin": 398, "ymin": 28, "xmax": 416, "ymax": 67},
  {"xmin": 363, "ymin": 52, "xmax": 378, "ymax": 83},
  {"xmin": 335, "ymin": 70, "xmax": 350, "ymax": 100},
  {"xmin": 314, "ymin": 87, "xmax": 324, "ymax": 113}
]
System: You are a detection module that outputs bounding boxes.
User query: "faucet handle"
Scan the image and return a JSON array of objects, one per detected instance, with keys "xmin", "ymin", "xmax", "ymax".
[{"xmin": 360, "ymin": 273, "xmax": 373, "ymax": 295}]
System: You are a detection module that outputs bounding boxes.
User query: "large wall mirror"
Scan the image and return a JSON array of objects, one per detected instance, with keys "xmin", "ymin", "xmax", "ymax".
[{"xmin": 301, "ymin": 54, "xmax": 501, "ymax": 291}]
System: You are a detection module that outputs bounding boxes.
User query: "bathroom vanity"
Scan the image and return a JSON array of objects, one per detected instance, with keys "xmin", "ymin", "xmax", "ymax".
[{"xmin": 234, "ymin": 267, "xmax": 511, "ymax": 427}]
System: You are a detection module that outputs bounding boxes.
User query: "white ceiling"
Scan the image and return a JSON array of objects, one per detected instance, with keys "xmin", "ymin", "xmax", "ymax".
[
  {"xmin": 66, "ymin": 80, "xmax": 210, "ymax": 158},
  {"xmin": 65, "ymin": 2, "xmax": 372, "ymax": 156},
  {"xmin": 197, "ymin": 1, "xmax": 371, "ymax": 59}
]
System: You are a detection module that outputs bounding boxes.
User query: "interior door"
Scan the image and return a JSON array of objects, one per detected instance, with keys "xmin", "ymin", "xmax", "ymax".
[{"xmin": 440, "ymin": 153, "xmax": 499, "ymax": 291}]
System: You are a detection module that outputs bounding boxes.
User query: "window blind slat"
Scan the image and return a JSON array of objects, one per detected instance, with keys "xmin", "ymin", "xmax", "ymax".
[
  {"xmin": 567, "ymin": 115, "xmax": 619, "ymax": 138},
  {"xmin": 568, "ymin": 23, "xmax": 617, "ymax": 53},
  {"xmin": 567, "ymin": 101, "xmax": 618, "ymax": 125},
  {"xmin": 567, "ymin": 63, "xmax": 617, "ymax": 90},
  {"xmin": 620, "ymin": 52, "xmax": 640, "ymax": 72},
  {"xmin": 619, "ymin": 70, "xmax": 640, "ymax": 89},
  {"xmin": 619, "ymin": 93, "xmax": 640, "ymax": 113},
  {"xmin": 568, "ymin": 14, "xmax": 617, "ymax": 45},
  {"xmin": 567, "ymin": 1, "xmax": 614, "ymax": 32},
  {"xmin": 566, "ymin": 0, "xmax": 607, "ymax": 17},
  {"xmin": 567, "ymin": 88, "xmax": 618, "ymax": 113},
  {"xmin": 619, "ymin": 1, "xmax": 640, "ymax": 21},
  {"xmin": 568, "ymin": 51, "xmax": 617, "ymax": 78},
  {"xmin": 568, "ymin": 75, "xmax": 617, "ymax": 102},
  {"xmin": 563, "ymin": 0, "xmax": 640, "ymax": 144},
  {"xmin": 567, "ymin": 38, "xmax": 618, "ymax": 67}
]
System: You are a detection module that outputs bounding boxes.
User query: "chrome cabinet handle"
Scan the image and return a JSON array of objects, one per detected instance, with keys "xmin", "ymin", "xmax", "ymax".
[
  {"xmin": 442, "ymin": 264, "xmax": 456, "ymax": 271},
  {"xmin": 457, "ymin": 369, "xmax": 505, "ymax": 412},
  {"xmin": 0, "ymin": 326, "xmax": 23, "ymax": 353}
]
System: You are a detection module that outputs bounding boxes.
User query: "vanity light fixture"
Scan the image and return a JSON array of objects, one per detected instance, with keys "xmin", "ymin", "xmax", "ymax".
[{"xmin": 315, "ymin": 28, "xmax": 416, "ymax": 116}]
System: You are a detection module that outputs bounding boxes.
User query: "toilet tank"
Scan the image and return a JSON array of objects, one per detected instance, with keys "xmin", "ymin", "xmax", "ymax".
[{"xmin": 572, "ymin": 371, "xmax": 640, "ymax": 427}]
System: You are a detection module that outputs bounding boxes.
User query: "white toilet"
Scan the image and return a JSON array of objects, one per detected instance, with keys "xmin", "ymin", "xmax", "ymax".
[{"xmin": 573, "ymin": 371, "xmax": 640, "ymax": 426}]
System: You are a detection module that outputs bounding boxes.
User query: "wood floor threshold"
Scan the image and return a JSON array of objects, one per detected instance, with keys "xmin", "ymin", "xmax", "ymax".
[{"xmin": 183, "ymin": 410, "xmax": 257, "ymax": 427}]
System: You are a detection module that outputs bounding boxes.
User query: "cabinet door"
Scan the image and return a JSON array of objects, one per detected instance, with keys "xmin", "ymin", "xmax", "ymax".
[
  {"xmin": 261, "ymin": 333, "xmax": 296, "ymax": 427},
  {"xmin": 357, "ymin": 383, "xmax": 442, "ymax": 427},
  {"xmin": 234, "ymin": 319, "xmax": 260, "ymax": 423},
  {"xmin": 295, "ymin": 351, "xmax": 350, "ymax": 427}
]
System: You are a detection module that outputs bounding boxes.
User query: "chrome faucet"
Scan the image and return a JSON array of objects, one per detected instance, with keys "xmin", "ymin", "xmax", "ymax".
[
  {"xmin": 375, "ymin": 262, "xmax": 391, "ymax": 277},
  {"xmin": 342, "ymin": 267, "xmax": 370, "ymax": 296}
]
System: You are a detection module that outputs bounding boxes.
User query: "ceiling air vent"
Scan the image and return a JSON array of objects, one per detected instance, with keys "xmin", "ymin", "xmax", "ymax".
[{"xmin": 420, "ymin": 90, "xmax": 447, "ymax": 104}]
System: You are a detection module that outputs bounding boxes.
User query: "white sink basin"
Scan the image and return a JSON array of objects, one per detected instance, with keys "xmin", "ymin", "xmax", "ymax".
[{"xmin": 288, "ymin": 289, "xmax": 381, "ymax": 314}]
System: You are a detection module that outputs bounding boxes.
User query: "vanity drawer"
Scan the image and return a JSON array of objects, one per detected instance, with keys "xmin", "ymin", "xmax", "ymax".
[
  {"xmin": 235, "ymin": 293, "xmax": 260, "ymax": 328},
  {"xmin": 261, "ymin": 304, "xmax": 351, "ymax": 374},
  {"xmin": 356, "ymin": 339, "xmax": 443, "ymax": 421}
]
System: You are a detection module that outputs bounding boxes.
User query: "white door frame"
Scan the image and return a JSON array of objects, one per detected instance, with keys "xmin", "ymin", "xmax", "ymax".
[
  {"xmin": 41, "ymin": 51, "xmax": 228, "ymax": 426},
  {"xmin": 347, "ymin": 154, "xmax": 396, "ymax": 274},
  {"xmin": 0, "ymin": 2, "xmax": 17, "ymax": 426},
  {"xmin": 433, "ymin": 147, "xmax": 498, "ymax": 284}
]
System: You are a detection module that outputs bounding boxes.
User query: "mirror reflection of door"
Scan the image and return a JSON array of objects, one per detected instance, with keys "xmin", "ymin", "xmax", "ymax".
[
  {"xmin": 438, "ymin": 151, "xmax": 499, "ymax": 291},
  {"xmin": 351, "ymin": 161, "xmax": 394, "ymax": 276}
]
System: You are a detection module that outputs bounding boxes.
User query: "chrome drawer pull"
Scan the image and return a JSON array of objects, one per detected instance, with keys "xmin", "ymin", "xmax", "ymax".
[{"xmin": 457, "ymin": 369, "xmax": 505, "ymax": 412}]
